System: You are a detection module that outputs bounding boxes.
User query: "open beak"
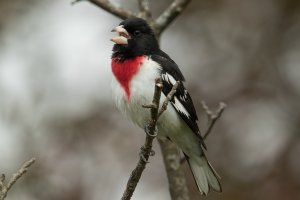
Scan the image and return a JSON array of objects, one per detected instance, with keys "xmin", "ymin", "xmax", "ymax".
[{"xmin": 111, "ymin": 25, "xmax": 130, "ymax": 45}]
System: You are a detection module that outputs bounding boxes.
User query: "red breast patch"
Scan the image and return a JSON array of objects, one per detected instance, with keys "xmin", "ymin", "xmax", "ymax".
[{"xmin": 112, "ymin": 56, "xmax": 144, "ymax": 99}]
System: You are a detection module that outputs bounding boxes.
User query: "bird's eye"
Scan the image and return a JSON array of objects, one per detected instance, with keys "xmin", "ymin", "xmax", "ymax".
[{"xmin": 134, "ymin": 30, "xmax": 141, "ymax": 36}]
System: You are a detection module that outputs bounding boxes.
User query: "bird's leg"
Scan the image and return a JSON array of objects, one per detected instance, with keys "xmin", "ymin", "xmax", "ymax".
[
  {"xmin": 144, "ymin": 124, "xmax": 158, "ymax": 137},
  {"xmin": 139, "ymin": 146, "xmax": 155, "ymax": 163},
  {"xmin": 139, "ymin": 146, "xmax": 149, "ymax": 163},
  {"xmin": 149, "ymin": 149, "xmax": 155, "ymax": 156},
  {"xmin": 139, "ymin": 124, "xmax": 158, "ymax": 162}
]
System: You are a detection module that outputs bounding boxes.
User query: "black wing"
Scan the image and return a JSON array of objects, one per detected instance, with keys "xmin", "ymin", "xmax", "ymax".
[{"xmin": 151, "ymin": 53, "xmax": 203, "ymax": 142}]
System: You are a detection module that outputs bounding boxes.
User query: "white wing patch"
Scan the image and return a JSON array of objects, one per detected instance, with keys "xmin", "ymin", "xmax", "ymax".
[
  {"xmin": 162, "ymin": 72, "xmax": 177, "ymax": 85},
  {"xmin": 179, "ymin": 89, "xmax": 188, "ymax": 101},
  {"xmin": 184, "ymin": 89, "xmax": 188, "ymax": 98},
  {"xmin": 180, "ymin": 96, "xmax": 186, "ymax": 102},
  {"xmin": 173, "ymin": 97, "xmax": 190, "ymax": 118},
  {"xmin": 161, "ymin": 72, "xmax": 191, "ymax": 118}
]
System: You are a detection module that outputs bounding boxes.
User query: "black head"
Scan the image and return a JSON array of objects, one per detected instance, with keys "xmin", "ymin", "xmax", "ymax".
[{"xmin": 111, "ymin": 17, "xmax": 159, "ymax": 60}]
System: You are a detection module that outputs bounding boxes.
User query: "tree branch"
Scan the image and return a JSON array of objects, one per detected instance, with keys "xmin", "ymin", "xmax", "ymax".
[
  {"xmin": 72, "ymin": 0, "xmax": 135, "ymax": 19},
  {"xmin": 155, "ymin": 0, "xmax": 191, "ymax": 34},
  {"xmin": 137, "ymin": 0, "xmax": 152, "ymax": 20},
  {"xmin": 121, "ymin": 79, "xmax": 178, "ymax": 200},
  {"xmin": 0, "ymin": 158, "xmax": 36, "ymax": 200},
  {"xmin": 157, "ymin": 81, "xmax": 179, "ymax": 118},
  {"xmin": 201, "ymin": 101, "xmax": 227, "ymax": 140},
  {"xmin": 158, "ymin": 139, "xmax": 190, "ymax": 200}
]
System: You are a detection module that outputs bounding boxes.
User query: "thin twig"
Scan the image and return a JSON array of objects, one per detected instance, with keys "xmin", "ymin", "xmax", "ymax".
[
  {"xmin": 72, "ymin": 0, "xmax": 135, "ymax": 19},
  {"xmin": 142, "ymin": 103, "xmax": 156, "ymax": 109},
  {"xmin": 157, "ymin": 81, "xmax": 179, "ymax": 118},
  {"xmin": 0, "ymin": 158, "xmax": 36, "ymax": 200},
  {"xmin": 137, "ymin": 0, "xmax": 152, "ymax": 20},
  {"xmin": 155, "ymin": 0, "xmax": 191, "ymax": 34},
  {"xmin": 121, "ymin": 78, "xmax": 162, "ymax": 200},
  {"xmin": 121, "ymin": 79, "xmax": 179, "ymax": 200},
  {"xmin": 201, "ymin": 101, "xmax": 227, "ymax": 140}
]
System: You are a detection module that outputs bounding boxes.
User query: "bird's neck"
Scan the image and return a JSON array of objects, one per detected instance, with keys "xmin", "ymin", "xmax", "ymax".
[{"xmin": 111, "ymin": 56, "xmax": 145, "ymax": 99}]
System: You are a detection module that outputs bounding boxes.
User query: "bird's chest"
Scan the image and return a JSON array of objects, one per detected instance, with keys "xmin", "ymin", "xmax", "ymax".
[
  {"xmin": 111, "ymin": 56, "xmax": 161, "ymax": 127},
  {"xmin": 111, "ymin": 56, "xmax": 144, "ymax": 98}
]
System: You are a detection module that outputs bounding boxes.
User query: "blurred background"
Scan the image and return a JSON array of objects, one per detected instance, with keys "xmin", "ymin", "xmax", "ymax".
[{"xmin": 1, "ymin": 0, "xmax": 300, "ymax": 199}]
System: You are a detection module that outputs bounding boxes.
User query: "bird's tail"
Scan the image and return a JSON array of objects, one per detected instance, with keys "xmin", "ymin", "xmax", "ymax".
[{"xmin": 187, "ymin": 155, "xmax": 222, "ymax": 195}]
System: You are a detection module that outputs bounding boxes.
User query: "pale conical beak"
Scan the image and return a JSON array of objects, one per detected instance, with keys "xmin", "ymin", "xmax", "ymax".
[{"xmin": 110, "ymin": 25, "xmax": 129, "ymax": 45}]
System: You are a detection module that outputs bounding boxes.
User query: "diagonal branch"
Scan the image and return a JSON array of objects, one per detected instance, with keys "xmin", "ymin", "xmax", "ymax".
[
  {"xmin": 121, "ymin": 78, "xmax": 178, "ymax": 200},
  {"xmin": 72, "ymin": 0, "xmax": 135, "ymax": 19},
  {"xmin": 0, "ymin": 158, "xmax": 36, "ymax": 200},
  {"xmin": 137, "ymin": 0, "xmax": 152, "ymax": 20},
  {"xmin": 201, "ymin": 101, "xmax": 227, "ymax": 140},
  {"xmin": 157, "ymin": 81, "xmax": 179, "ymax": 118},
  {"xmin": 158, "ymin": 138, "xmax": 190, "ymax": 199},
  {"xmin": 155, "ymin": 0, "xmax": 191, "ymax": 34}
]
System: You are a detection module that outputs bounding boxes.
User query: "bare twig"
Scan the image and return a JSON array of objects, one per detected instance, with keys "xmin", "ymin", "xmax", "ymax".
[
  {"xmin": 72, "ymin": 0, "xmax": 135, "ymax": 19},
  {"xmin": 142, "ymin": 103, "xmax": 156, "ymax": 109},
  {"xmin": 121, "ymin": 78, "xmax": 161, "ymax": 200},
  {"xmin": 201, "ymin": 101, "xmax": 227, "ymax": 140},
  {"xmin": 121, "ymin": 79, "xmax": 179, "ymax": 200},
  {"xmin": 137, "ymin": 0, "xmax": 152, "ymax": 20},
  {"xmin": 157, "ymin": 81, "xmax": 179, "ymax": 118},
  {"xmin": 72, "ymin": 0, "xmax": 192, "ymax": 35},
  {"xmin": 0, "ymin": 158, "xmax": 36, "ymax": 200},
  {"xmin": 155, "ymin": 0, "xmax": 191, "ymax": 34}
]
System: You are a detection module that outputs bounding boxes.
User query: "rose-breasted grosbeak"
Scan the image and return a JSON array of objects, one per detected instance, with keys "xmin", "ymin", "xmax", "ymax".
[{"xmin": 110, "ymin": 17, "xmax": 221, "ymax": 195}]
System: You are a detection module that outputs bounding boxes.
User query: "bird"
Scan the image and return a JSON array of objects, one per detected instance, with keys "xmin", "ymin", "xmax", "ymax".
[{"xmin": 110, "ymin": 17, "xmax": 221, "ymax": 195}]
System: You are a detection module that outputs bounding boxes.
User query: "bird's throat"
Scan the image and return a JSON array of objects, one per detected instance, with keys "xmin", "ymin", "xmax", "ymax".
[{"xmin": 112, "ymin": 56, "xmax": 144, "ymax": 99}]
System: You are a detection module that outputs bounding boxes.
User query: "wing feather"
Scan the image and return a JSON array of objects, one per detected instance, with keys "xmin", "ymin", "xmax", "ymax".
[{"xmin": 151, "ymin": 53, "xmax": 203, "ymax": 141}]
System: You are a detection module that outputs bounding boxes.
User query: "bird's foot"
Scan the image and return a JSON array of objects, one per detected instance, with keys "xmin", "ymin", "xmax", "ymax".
[
  {"xmin": 139, "ymin": 152, "xmax": 149, "ymax": 163},
  {"xmin": 144, "ymin": 124, "xmax": 158, "ymax": 137},
  {"xmin": 139, "ymin": 146, "xmax": 149, "ymax": 163},
  {"xmin": 139, "ymin": 146, "xmax": 155, "ymax": 163}
]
